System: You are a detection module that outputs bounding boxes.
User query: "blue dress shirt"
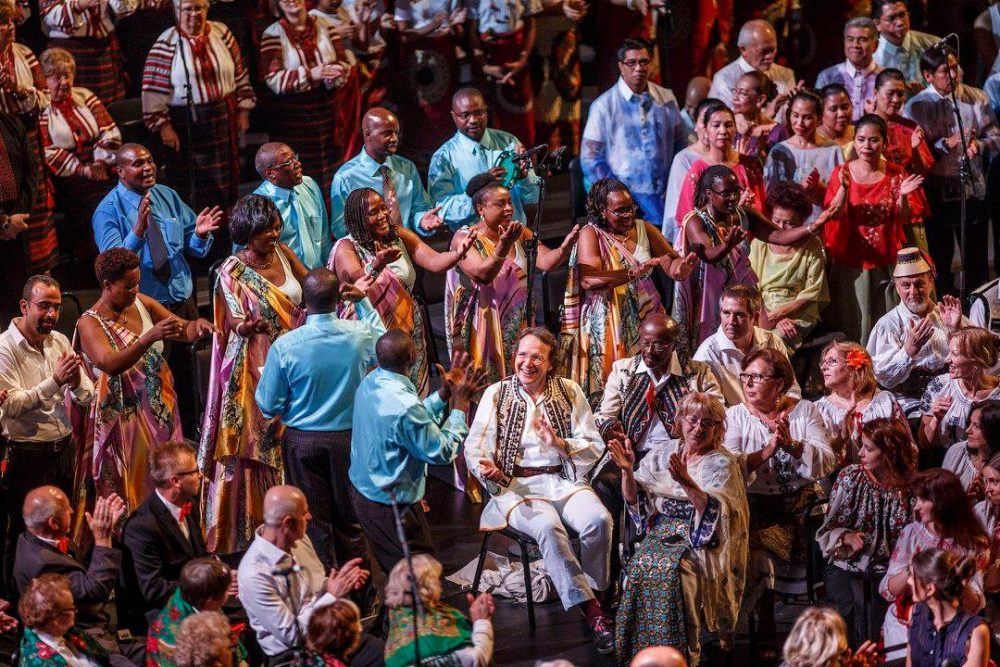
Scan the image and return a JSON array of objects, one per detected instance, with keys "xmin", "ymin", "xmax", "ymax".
[
  {"xmin": 428, "ymin": 128, "xmax": 540, "ymax": 230},
  {"xmin": 330, "ymin": 149, "xmax": 436, "ymax": 239},
  {"xmin": 252, "ymin": 177, "xmax": 332, "ymax": 270},
  {"xmin": 349, "ymin": 367, "xmax": 468, "ymax": 504},
  {"xmin": 256, "ymin": 302, "xmax": 385, "ymax": 431},
  {"xmin": 92, "ymin": 182, "xmax": 213, "ymax": 305}
]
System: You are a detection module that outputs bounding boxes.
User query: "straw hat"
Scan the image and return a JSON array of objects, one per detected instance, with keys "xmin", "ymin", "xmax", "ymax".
[{"xmin": 892, "ymin": 247, "xmax": 934, "ymax": 278}]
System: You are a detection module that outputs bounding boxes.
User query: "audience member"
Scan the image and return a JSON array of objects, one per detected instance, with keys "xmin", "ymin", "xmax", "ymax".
[
  {"xmin": 173, "ymin": 611, "xmax": 237, "ymax": 667},
  {"xmin": 944, "ymin": 400, "xmax": 1000, "ymax": 492},
  {"xmin": 661, "ymin": 97, "xmax": 714, "ymax": 242},
  {"xmin": 630, "ymin": 646, "xmax": 687, "ymax": 667},
  {"xmin": 18, "ymin": 573, "xmax": 114, "ymax": 666},
  {"xmin": 0, "ymin": 110, "xmax": 38, "ymax": 323},
  {"xmin": 304, "ymin": 600, "xmax": 363, "ymax": 667},
  {"xmin": 815, "ymin": 84, "xmax": 855, "ymax": 157},
  {"xmin": 814, "ymin": 18, "xmax": 881, "ymax": 122},
  {"xmin": 871, "ymin": 0, "xmax": 939, "ymax": 94},
  {"xmin": 731, "ymin": 72, "xmax": 781, "ymax": 164},
  {"xmin": 780, "ymin": 607, "xmax": 876, "ymax": 667},
  {"xmin": 708, "ymin": 20, "xmax": 798, "ymax": 115}
]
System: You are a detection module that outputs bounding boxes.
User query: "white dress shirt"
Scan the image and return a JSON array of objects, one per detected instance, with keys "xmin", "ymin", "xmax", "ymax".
[
  {"xmin": 708, "ymin": 56, "xmax": 797, "ymax": 111},
  {"xmin": 692, "ymin": 326, "xmax": 801, "ymax": 406},
  {"xmin": 0, "ymin": 319, "xmax": 94, "ymax": 442},
  {"xmin": 237, "ymin": 529, "xmax": 335, "ymax": 656},
  {"xmin": 155, "ymin": 490, "xmax": 190, "ymax": 541}
]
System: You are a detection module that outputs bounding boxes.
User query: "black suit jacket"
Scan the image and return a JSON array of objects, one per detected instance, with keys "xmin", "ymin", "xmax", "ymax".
[
  {"xmin": 13, "ymin": 532, "xmax": 121, "ymax": 635},
  {"xmin": 121, "ymin": 493, "xmax": 208, "ymax": 628}
]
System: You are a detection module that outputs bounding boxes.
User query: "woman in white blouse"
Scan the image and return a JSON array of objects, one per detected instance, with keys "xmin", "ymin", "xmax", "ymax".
[
  {"xmin": 943, "ymin": 399, "xmax": 1000, "ymax": 496},
  {"xmin": 813, "ymin": 340, "xmax": 906, "ymax": 465},
  {"xmin": 723, "ymin": 347, "xmax": 835, "ymax": 652},
  {"xmin": 920, "ymin": 327, "xmax": 1000, "ymax": 451}
]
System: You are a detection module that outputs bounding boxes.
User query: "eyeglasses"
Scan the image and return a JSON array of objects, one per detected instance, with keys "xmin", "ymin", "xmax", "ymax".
[
  {"xmin": 456, "ymin": 109, "xmax": 487, "ymax": 121},
  {"xmin": 516, "ymin": 352, "xmax": 548, "ymax": 364},
  {"xmin": 637, "ymin": 339, "xmax": 671, "ymax": 353},
  {"xmin": 55, "ymin": 606, "xmax": 77, "ymax": 617},
  {"xmin": 176, "ymin": 468, "xmax": 201, "ymax": 478},
  {"xmin": 620, "ymin": 58, "xmax": 651, "ymax": 69},
  {"xmin": 881, "ymin": 9, "xmax": 908, "ymax": 23},
  {"xmin": 607, "ymin": 203, "xmax": 637, "ymax": 217},
  {"xmin": 731, "ymin": 87, "xmax": 760, "ymax": 99},
  {"xmin": 739, "ymin": 372, "xmax": 779, "ymax": 385},
  {"xmin": 270, "ymin": 153, "xmax": 300, "ymax": 170},
  {"xmin": 709, "ymin": 187, "xmax": 742, "ymax": 200},
  {"xmin": 683, "ymin": 415, "xmax": 721, "ymax": 428},
  {"xmin": 29, "ymin": 301, "xmax": 62, "ymax": 312}
]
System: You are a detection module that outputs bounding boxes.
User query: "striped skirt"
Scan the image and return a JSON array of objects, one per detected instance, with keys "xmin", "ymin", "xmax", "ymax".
[
  {"xmin": 166, "ymin": 96, "xmax": 240, "ymax": 213},
  {"xmin": 267, "ymin": 86, "xmax": 338, "ymax": 201},
  {"xmin": 23, "ymin": 123, "xmax": 58, "ymax": 273},
  {"xmin": 48, "ymin": 36, "xmax": 125, "ymax": 104}
]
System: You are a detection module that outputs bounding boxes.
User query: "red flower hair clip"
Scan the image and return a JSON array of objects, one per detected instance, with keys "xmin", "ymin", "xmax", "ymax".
[{"xmin": 845, "ymin": 349, "xmax": 871, "ymax": 369}]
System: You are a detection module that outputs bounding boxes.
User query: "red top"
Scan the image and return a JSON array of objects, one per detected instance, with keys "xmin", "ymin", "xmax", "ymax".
[{"xmin": 885, "ymin": 117, "xmax": 933, "ymax": 225}]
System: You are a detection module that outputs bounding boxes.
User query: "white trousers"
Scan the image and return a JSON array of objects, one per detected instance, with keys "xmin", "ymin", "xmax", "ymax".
[{"xmin": 506, "ymin": 489, "xmax": 613, "ymax": 610}]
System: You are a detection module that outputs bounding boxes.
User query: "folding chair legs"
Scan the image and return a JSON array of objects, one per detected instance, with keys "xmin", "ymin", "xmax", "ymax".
[
  {"xmin": 471, "ymin": 532, "xmax": 491, "ymax": 595},
  {"xmin": 516, "ymin": 534, "xmax": 536, "ymax": 630}
]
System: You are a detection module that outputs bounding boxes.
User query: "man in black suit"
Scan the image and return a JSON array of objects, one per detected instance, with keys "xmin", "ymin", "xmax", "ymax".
[
  {"xmin": 12, "ymin": 486, "xmax": 139, "ymax": 664},
  {"xmin": 121, "ymin": 441, "xmax": 213, "ymax": 630}
]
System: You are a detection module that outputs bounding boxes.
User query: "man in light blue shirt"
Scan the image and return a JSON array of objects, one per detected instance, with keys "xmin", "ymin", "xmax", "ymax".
[
  {"xmin": 330, "ymin": 107, "xmax": 444, "ymax": 239},
  {"xmin": 252, "ymin": 143, "xmax": 332, "ymax": 270},
  {"xmin": 349, "ymin": 330, "xmax": 485, "ymax": 574},
  {"xmin": 581, "ymin": 38, "xmax": 687, "ymax": 225},
  {"xmin": 256, "ymin": 267, "xmax": 383, "ymax": 572},
  {"xmin": 428, "ymin": 88, "xmax": 540, "ymax": 230},
  {"xmin": 92, "ymin": 143, "xmax": 221, "ymax": 309},
  {"xmin": 872, "ymin": 0, "xmax": 938, "ymax": 95}
]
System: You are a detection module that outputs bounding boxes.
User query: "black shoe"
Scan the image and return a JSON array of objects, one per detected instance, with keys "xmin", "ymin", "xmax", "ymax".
[{"xmin": 590, "ymin": 614, "xmax": 615, "ymax": 654}]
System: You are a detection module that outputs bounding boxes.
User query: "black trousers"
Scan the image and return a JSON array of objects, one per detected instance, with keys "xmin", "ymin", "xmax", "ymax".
[
  {"xmin": 823, "ymin": 563, "xmax": 890, "ymax": 647},
  {"xmin": 923, "ymin": 185, "xmax": 989, "ymax": 297},
  {"xmin": 162, "ymin": 298, "xmax": 199, "ymax": 438},
  {"xmin": 0, "ymin": 436, "xmax": 75, "ymax": 599},
  {"xmin": 350, "ymin": 487, "xmax": 435, "ymax": 577},
  {"xmin": 282, "ymin": 427, "xmax": 367, "ymax": 572}
]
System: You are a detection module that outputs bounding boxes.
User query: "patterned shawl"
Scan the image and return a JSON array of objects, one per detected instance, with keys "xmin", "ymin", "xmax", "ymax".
[{"xmin": 384, "ymin": 604, "xmax": 473, "ymax": 667}]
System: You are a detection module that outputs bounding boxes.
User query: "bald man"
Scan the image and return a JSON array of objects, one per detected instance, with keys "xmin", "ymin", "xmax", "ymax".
[
  {"xmin": 330, "ymin": 107, "xmax": 444, "ymax": 238},
  {"xmin": 252, "ymin": 142, "xmax": 332, "ymax": 269},
  {"xmin": 428, "ymin": 88, "xmax": 540, "ymax": 230},
  {"xmin": 708, "ymin": 20, "xmax": 800, "ymax": 114},
  {"xmin": 237, "ymin": 485, "xmax": 384, "ymax": 665},
  {"xmin": 680, "ymin": 76, "xmax": 711, "ymax": 141},
  {"xmin": 631, "ymin": 646, "xmax": 688, "ymax": 667}
]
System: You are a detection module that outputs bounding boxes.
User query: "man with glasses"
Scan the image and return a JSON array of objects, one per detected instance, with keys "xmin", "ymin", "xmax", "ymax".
[
  {"xmin": 581, "ymin": 37, "xmax": 687, "ymax": 225},
  {"xmin": 120, "ymin": 441, "xmax": 212, "ymax": 632},
  {"xmin": 0, "ymin": 275, "xmax": 93, "ymax": 599},
  {"xmin": 872, "ymin": 0, "xmax": 939, "ymax": 95},
  {"xmin": 252, "ymin": 142, "xmax": 332, "ymax": 270},
  {"xmin": 692, "ymin": 284, "xmax": 800, "ymax": 406},
  {"xmin": 708, "ymin": 19, "xmax": 800, "ymax": 117},
  {"xmin": 815, "ymin": 17, "xmax": 882, "ymax": 121},
  {"xmin": 428, "ymin": 87, "xmax": 540, "ymax": 231}
]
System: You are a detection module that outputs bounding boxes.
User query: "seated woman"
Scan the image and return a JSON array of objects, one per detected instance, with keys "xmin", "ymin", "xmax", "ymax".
[
  {"xmin": 147, "ymin": 558, "xmax": 244, "ymax": 667},
  {"xmin": 975, "ymin": 453, "xmax": 1000, "ymax": 626},
  {"xmin": 815, "ymin": 418, "xmax": 915, "ymax": 646},
  {"xmin": 813, "ymin": 342, "xmax": 906, "ymax": 464},
  {"xmin": 748, "ymin": 181, "xmax": 828, "ymax": 350},
  {"xmin": 174, "ymin": 611, "xmax": 239, "ymax": 667},
  {"xmin": 610, "ymin": 392, "xmax": 748, "ymax": 667},
  {"xmin": 907, "ymin": 548, "xmax": 990, "ymax": 667},
  {"xmin": 447, "ymin": 172, "xmax": 578, "ymax": 384},
  {"xmin": 383, "ymin": 554, "xmax": 495, "ymax": 667},
  {"xmin": 77, "ymin": 248, "xmax": 214, "ymax": 515},
  {"xmin": 920, "ymin": 327, "xmax": 1000, "ymax": 452},
  {"xmin": 560, "ymin": 177, "xmax": 697, "ymax": 402},
  {"xmin": 18, "ymin": 573, "xmax": 110, "ymax": 665},
  {"xmin": 879, "ymin": 469, "xmax": 989, "ymax": 662},
  {"xmin": 944, "ymin": 399, "xmax": 1000, "ymax": 496},
  {"xmin": 781, "ymin": 607, "xmax": 877, "ymax": 667},
  {"xmin": 39, "ymin": 47, "xmax": 120, "ymax": 265},
  {"xmin": 722, "ymin": 348, "xmax": 835, "ymax": 655},
  {"xmin": 305, "ymin": 600, "xmax": 363, "ymax": 667}
]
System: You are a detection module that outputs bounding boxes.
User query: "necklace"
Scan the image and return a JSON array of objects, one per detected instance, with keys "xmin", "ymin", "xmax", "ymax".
[
  {"xmin": 95, "ymin": 297, "xmax": 127, "ymax": 326},
  {"xmin": 241, "ymin": 250, "xmax": 274, "ymax": 271}
]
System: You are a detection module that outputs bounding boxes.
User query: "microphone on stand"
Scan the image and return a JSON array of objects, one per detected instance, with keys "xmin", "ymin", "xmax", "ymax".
[
  {"xmin": 510, "ymin": 144, "xmax": 549, "ymax": 162},
  {"xmin": 930, "ymin": 33, "xmax": 959, "ymax": 51}
]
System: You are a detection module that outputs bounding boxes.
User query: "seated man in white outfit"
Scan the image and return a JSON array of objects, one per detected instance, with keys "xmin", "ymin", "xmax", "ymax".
[
  {"xmin": 693, "ymin": 284, "xmax": 800, "ymax": 406},
  {"xmin": 867, "ymin": 247, "xmax": 968, "ymax": 417},
  {"xmin": 465, "ymin": 326, "xmax": 614, "ymax": 654}
]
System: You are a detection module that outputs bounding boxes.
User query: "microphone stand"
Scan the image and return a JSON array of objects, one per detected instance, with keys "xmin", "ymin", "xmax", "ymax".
[
  {"xmin": 388, "ymin": 488, "xmax": 423, "ymax": 666},
  {"xmin": 175, "ymin": 27, "xmax": 199, "ymax": 205},
  {"xmin": 937, "ymin": 37, "xmax": 975, "ymax": 302},
  {"xmin": 522, "ymin": 147, "xmax": 563, "ymax": 328}
]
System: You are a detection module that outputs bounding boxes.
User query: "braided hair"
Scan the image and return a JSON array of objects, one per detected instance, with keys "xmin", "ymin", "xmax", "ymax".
[
  {"xmin": 585, "ymin": 178, "xmax": 632, "ymax": 230},
  {"xmin": 343, "ymin": 187, "xmax": 398, "ymax": 254},
  {"xmin": 693, "ymin": 164, "xmax": 736, "ymax": 209}
]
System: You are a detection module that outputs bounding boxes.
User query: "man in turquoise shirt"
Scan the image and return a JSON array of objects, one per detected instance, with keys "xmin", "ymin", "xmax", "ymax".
[
  {"xmin": 428, "ymin": 88, "xmax": 540, "ymax": 231},
  {"xmin": 256, "ymin": 268, "xmax": 382, "ymax": 573},
  {"xmin": 252, "ymin": 143, "xmax": 333, "ymax": 270},
  {"xmin": 349, "ymin": 330, "xmax": 486, "ymax": 574},
  {"xmin": 330, "ymin": 107, "xmax": 445, "ymax": 239}
]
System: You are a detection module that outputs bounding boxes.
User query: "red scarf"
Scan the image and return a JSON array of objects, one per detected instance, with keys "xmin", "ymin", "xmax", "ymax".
[
  {"xmin": 52, "ymin": 93, "xmax": 93, "ymax": 159},
  {"xmin": 279, "ymin": 16, "xmax": 320, "ymax": 68}
]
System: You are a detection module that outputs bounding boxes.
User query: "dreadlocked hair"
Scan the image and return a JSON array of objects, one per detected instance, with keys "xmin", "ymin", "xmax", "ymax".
[
  {"xmin": 343, "ymin": 187, "xmax": 398, "ymax": 254},
  {"xmin": 694, "ymin": 164, "xmax": 736, "ymax": 209},
  {"xmin": 585, "ymin": 178, "xmax": 632, "ymax": 230}
]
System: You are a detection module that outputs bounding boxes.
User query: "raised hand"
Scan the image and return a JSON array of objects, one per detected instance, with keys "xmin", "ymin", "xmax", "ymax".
[
  {"xmin": 930, "ymin": 395, "xmax": 953, "ymax": 421},
  {"xmin": 498, "ymin": 221, "xmax": 524, "ymax": 249},
  {"xmin": 559, "ymin": 224, "xmax": 581, "ymax": 252},
  {"xmin": 607, "ymin": 438, "xmax": 635, "ymax": 471},
  {"xmin": 911, "ymin": 125, "xmax": 925, "ymax": 150},
  {"xmin": 326, "ymin": 558, "xmax": 370, "ymax": 597},
  {"xmin": 899, "ymin": 173, "xmax": 924, "ymax": 196},
  {"xmin": 418, "ymin": 204, "xmax": 445, "ymax": 232},
  {"xmin": 904, "ymin": 315, "xmax": 934, "ymax": 357},
  {"xmin": 454, "ymin": 228, "xmax": 478, "ymax": 260},
  {"xmin": 533, "ymin": 414, "xmax": 567, "ymax": 454},
  {"xmin": 938, "ymin": 294, "xmax": 963, "ymax": 332},
  {"xmin": 738, "ymin": 188, "xmax": 755, "ymax": 209},
  {"xmin": 145, "ymin": 316, "xmax": 184, "ymax": 343},
  {"xmin": 86, "ymin": 493, "xmax": 126, "ymax": 547},
  {"xmin": 190, "ymin": 317, "xmax": 216, "ymax": 339},
  {"xmin": 195, "ymin": 206, "xmax": 223, "ymax": 237},
  {"xmin": 53, "ymin": 352, "xmax": 83, "ymax": 387},
  {"xmin": 668, "ymin": 252, "xmax": 698, "ymax": 281},
  {"xmin": 667, "ymin": 452, "xmax": 696, "ymax": 489},
  {"xmin": 373, "ymin": 244, "xmax": 403, "ymax": 271},
  {"xmin": 467, "ymin": 591, "xmax": 495, "ymax": 621},
  {"xmin": 802, "ymin": 167, "xmax": 820, "ymax": 193}
]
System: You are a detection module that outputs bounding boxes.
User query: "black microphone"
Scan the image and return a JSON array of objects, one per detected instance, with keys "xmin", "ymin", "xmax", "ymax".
[
  {"xmin": 511, "ymin": 144, "xmax": 548, "ymax": 162},
  {"xmin": 931, "ymin": 33, "xmax": 959, "ymax": 51}
]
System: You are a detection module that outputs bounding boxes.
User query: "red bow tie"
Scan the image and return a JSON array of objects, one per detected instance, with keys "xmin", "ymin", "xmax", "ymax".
[
  {"xmin": 178, "ymin": 502, "xmax": 192, "ymax": 522},
  {"xmin": 56, "ymin": 537, "xmax": 70, "ymax": 554}
]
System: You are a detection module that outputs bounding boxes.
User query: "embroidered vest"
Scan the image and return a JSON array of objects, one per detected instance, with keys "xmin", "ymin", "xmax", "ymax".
[{"xmin": 493, "ymin": 376, "xmax": 575, "ymax": 479}]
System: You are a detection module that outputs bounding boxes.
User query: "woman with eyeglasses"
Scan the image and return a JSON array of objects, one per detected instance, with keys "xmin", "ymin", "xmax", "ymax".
[
  {"xmin": 749, "ymin": 182, "xmax": 829, "ymax": 350},
  {"xmin": 722, "ymin": 348, "xmax": 835, "ymax": 657},
  {"xmin": 731, "ymin": 71, "xmax": 783, "ymax": 165},
  {"xmin": 815, "ymin": 84, "xmax": 855, "ymax": 159},
  {"xmin": 559, "ymin": 177, "xmax": 698, "ymax": 402},
  {"xmin": 815, "ymin": 417, "xmax": 914, "ymax": 646},
  {"xmin": 878, "ymin": 468, "xmax": 989, "ymax": 662},
  {"xmin": 330, "ymin": 186, "xmax": 476, "ymax": 396},
  {"xmin": 261, "ymin": 0, "xmax": 355, "ymax": 196},
  {"xmin": 446, "ymin": 173, "xmax": 577, "ymax": 386},
  {"xmin": 872, "ymin": 67, "xmax": 933, "ymax": 255},
  {"xmin": 610, "ymin": 392, "xmax": 748, "ymax": 667},
  {"xmin": 672, "ymin": 163, "xmax": 843, "ymax": 360},
  {"xmin": 18, "ymin": 573, "xmax": 111, "ymax": 666},
  {"xmin": 944, "ymin": 400, "xmax": 1000, "ymax": 499},
  {"xmin": 822, "ymin": 114, "xmax": 926, "ymax": 346}
]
